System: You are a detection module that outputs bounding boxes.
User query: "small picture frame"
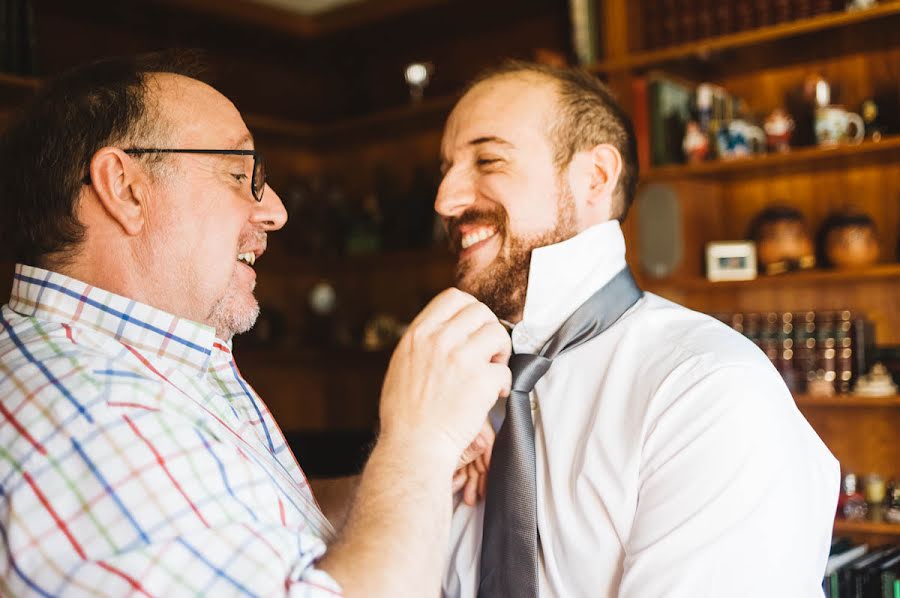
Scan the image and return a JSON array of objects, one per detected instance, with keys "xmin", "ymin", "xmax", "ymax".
[{"xmin": 706, "ymin": 241, "xmax": 758, "ymax": 282}]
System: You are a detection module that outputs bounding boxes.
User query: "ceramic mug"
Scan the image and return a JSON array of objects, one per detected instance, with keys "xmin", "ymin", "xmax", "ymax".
[
  {"xmin": 717, "ymin": 119, "xmax": 766, "ymax": 158},
  {"xmin": 815, "ymin": 105, "xmax": 864, "ymax": 145}
]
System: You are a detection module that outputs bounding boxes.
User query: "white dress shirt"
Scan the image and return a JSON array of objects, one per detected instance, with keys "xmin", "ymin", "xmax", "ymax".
[{"xmin": 443, "ymin": 221, "xmax": 840, "ymax": 598}]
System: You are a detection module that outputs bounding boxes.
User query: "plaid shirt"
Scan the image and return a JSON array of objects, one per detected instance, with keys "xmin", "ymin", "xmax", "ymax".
[{"xmin": 0, "ymin": 265, "xmax": 341, "ymax": 597}]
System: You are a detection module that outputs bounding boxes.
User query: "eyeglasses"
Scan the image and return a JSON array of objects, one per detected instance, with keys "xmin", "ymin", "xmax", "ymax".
[{"xmin": 82, "ymin": 148, "xmax": 266, "ymax": 202}]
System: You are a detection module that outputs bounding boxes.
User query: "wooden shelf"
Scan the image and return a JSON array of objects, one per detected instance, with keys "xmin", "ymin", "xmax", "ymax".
[
  {"xmin": 834, "ymin": 518, "xmax": 900, "ymax": 536},
  {"xmin": 591, "ymin": 1, "xmax": 900, "ymax": 73},
  {"xmin": 0, "ymin": 69, "xmax": 450, "ymax": 147},
  {"xmin": 641, "ymin": 135, "xmax": 900, "ymax": 182},
  {"xmin": 796, "ymin": 395, "xmax": 900, "ymax": 408},
  {"xmin": 643, "ymin": 263, "xmax": 900, "ymax": 294},
  {"xmin": 246, "ymin": 94, "xmax": 456, "ymax": 146},
  {"xmin": 0, "ymin": 72, "xmax": 39, "ymax": 92}
]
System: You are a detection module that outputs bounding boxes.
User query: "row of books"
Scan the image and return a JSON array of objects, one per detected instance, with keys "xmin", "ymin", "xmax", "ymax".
[
  {"xmin": 710, "ymin": 310, "xmax": 875, "ymax": 394},
  {"xmin": 0, "ymin": 0, "xmax": 36, "ymax": 76},
  {"xmin": 631, "ymin": 72, "xmax": 755, "ymax": 168},
  {"xmin": 642, "ymin": 0, "xmax": 851, "ymax": 50},
  {"xmin": 825, "ymin": 539, "xmax": 900, "ymax": 597}
]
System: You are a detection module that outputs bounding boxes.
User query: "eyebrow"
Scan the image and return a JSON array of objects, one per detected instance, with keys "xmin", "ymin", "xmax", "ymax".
[
  {"xmin": 228, "ymin": 133, "xmax": 254, "ymax": 150},
  {"xmin": 468, "ymin": 136, "xmax": 514, "ymax": 148}
]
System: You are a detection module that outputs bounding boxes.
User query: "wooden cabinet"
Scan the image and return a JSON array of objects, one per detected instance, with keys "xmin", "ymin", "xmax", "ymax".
[{"xmin": 596, "ymin": 0, "xmax": 900, "ymax": 546}]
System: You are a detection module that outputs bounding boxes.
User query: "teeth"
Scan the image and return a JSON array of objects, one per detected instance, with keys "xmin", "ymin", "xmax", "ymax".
[
  {"xmin": 461, "ymin": 227, "xmax": 497, "ymax": 250},
  {"xmin": 237, "ymin": 252, "xmax": 256, "ymax": 266}
]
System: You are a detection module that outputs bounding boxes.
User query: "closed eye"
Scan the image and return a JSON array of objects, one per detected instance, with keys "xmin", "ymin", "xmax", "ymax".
[
  {"xmin": 232, "ymin": 173, "xmax": 249, "ymax": 183},
  {"xmin": 476, "ymin": 158, "xmax": 500, "ymax": 167}
]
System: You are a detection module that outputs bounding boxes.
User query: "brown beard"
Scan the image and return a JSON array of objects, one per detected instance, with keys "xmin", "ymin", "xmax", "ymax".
[{"xmin": 451, "ymin": 180, "xmax": 578, "ymax": 322}]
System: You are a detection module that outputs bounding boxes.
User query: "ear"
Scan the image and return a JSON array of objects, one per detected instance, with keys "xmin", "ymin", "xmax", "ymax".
[
  {"xmin": 86, "ymin": 147, "xmax": 149, "ymax": 236},
  {"xmin": 586, "ymin": 143, "xmax": 623, "ymax": 210}
]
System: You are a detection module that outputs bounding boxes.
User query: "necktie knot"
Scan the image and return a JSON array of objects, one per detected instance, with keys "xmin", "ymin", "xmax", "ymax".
[{"xmin": 509, "ymin": 353, "xmax": 552, "ymax": 394}]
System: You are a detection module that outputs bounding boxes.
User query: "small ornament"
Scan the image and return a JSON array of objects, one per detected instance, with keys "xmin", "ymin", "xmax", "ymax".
[
  {"xmin": 748, "ymin": 205, "xmax": 816, "ymax": 276},
  {"xmin": 807, "ymin": 370, "xmax": 836, "ymax": 397},
  {"xmin": 764, "ymin": 108, "xmax": 795, "ymax": 153},
  {"xmin": 853, "ymin": 362, "xmax": 898, "ymax": 397},
  {"xmin": 682, "ymin": 120, "xmax": 709, "ymax": 163},
  {"xmin": 838, "ymin": 473, "xmax": 868, "ymax": 520},
  {"xmin": 821, "ymin": 211, "xmax": 880, "ymax": 269}
]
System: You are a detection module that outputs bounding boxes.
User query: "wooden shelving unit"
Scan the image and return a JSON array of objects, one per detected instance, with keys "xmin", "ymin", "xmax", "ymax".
[
  {"xmin": 796, "ymin": 395, "xmax": 900, "ymax": 408},
  {"xmin": 590, "ymin": 1, "xmax": 900, "ymax": 73},
  {"xmin": 597, "ymin": 0, "xmax": 900, "ymax": 549},
  {"xmin": 643, "ymin": 263, "xmax": 900, "ymax": 294},
  {"xmin": 834, "ymin": 518, "xmax": 900, "ymax": 537},
  {"xmin": 642, "ymin": 135, "xmax": 900, "ymax": 181}
]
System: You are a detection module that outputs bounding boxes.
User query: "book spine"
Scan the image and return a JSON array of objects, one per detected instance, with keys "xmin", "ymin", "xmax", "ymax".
[
  {"xmin": 632, "ymin": 76, "xmax": 651, "ymax": 171},
  {"xmin": 836, "ymin": 311, "xmax": 853, "ymax": 394}
]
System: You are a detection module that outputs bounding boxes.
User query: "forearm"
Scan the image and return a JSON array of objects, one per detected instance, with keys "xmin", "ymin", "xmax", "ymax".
[
  {"xmin": 318, "ymin": 436, "xmax": 455, "ymax": 598},
  {"xmin": 310, "ymin": 475, "xmax": 361, "ymax": 532}
]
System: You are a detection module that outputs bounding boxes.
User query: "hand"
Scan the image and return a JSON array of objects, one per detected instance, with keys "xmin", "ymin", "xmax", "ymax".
[
  {"xmin": 379, "ymin": 288, "xmax": 511, "ymax": 470},
  {"xmin": 453, "ymin": 420, "xmax": 494, "ymax": 506}
]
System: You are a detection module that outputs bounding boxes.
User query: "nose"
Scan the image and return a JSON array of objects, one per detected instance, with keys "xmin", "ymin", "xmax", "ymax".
[
  {"xmin": 434, "ymin": 167, "xmax": 475, "ymax": 220},
  {"xmin": 251, "ymin": 184, "xmax": 288, "ymax": 231}
]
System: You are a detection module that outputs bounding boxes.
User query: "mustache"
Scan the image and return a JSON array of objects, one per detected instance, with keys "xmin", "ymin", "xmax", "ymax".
[
  {"xmin": 446, "ymin": 208, "xmax": 507, "ymax": 252},
  {"xmin": 238, "ymin": 230, "xmax": 268, "ymax": 253}
]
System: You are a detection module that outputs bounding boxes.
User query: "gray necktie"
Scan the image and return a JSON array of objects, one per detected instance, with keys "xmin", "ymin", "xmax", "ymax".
[{"xmin": 477, "ymin": 267, "xmax": 642, "ymax": 598}]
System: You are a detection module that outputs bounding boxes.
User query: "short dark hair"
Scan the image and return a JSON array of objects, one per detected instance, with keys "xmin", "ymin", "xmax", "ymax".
[
  {"xmin": 467, "ymin": 60, "xmax": 639, "ymax": 221},
  {"xmin": 0, "ymin": 51, "xmax": 205, "ymax": 268}
]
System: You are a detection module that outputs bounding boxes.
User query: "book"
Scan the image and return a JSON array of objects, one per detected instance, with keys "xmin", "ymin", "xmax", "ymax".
[
  {"xmin": 631, "ymin": 76, "xmax": 651, "ymax": 171},
  {"xmin": 647, "ymin": 72, "xmax": 693, "ymax": 166},
  {"xmin": 825, "ymin": 543, "xmax": 868, "ymax": 576}
]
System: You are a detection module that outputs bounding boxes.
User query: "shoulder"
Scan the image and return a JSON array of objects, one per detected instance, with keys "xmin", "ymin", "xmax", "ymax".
[
  {"xmin": 621, "ymin": 293, "xmax": 781, "ymax": 392},
  {"xmin": 0, "ymin": 308, "xmax": 165, "ymax": 418}
]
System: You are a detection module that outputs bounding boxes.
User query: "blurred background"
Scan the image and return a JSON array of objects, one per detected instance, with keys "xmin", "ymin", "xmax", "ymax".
[{"xmin": 0, "ymin": 0, "xmax": 898, "ymax": 574}]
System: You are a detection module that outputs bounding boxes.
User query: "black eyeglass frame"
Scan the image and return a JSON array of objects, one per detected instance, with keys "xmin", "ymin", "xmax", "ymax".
[{"xmin": 82, "ymin": 148, "xmax": 266, "ymax": 202}]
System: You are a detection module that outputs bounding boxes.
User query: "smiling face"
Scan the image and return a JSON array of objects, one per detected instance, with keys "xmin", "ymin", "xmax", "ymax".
[
  {"xmin": 138, "ymin": 74, "xmax": 287, "ymax": 339},
  {"xmin": 435, "ymin": 74, "xmax": 579, "ymax": 322}
]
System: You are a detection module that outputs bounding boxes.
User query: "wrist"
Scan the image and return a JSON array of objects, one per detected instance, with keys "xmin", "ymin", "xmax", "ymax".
[{"xmin": 375, "ymin": 428, "xmax": 460, "ymax": 474}]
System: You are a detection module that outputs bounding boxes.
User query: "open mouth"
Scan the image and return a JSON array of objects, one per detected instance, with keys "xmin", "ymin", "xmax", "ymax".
[
  {"xmin": 460, "ymin": 226, "xmax": 499, "ymax": 251},
  {"xmin": 237, "ymin": 251, "xmax": 257, "ymax": 267}
]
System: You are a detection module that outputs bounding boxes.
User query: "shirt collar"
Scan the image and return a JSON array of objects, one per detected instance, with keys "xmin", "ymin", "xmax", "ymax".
[
  {"xmin": 511, "ymin": 220, "xmax": 628, "ymax": 354},
  {"xmin": 8, "ymin": 264, "xmax": 227, "ymax": 375}
]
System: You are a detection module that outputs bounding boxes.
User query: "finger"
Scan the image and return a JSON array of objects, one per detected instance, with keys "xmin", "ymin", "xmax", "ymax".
[
  {"xmin": 486, "ymin": 362, "xmax": 513, "ymax": 400},
  {"xmin": 463, "ymin": 467, "xmax": 479, "ymax": 506},
  {"xmin": 452, "ymin": 469, "xmax": 467, "ymax": 493},
  {"xmin": 430, "ymin": 301, "xmax": 502, "ymax": 357},
  {"xmin": 460, "ymin": 320, "xmax": 512, "ymax": 370},
  {"xmin": 478, "ymin": 469, "xmax": 487, "ymax": 499},
  {"xmin": 408, "ymin": 288, "xmax": 476, "ymax": 331}
]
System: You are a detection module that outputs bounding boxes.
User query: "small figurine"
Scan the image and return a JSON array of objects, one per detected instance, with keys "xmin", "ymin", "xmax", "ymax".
[
  {"xmin": 860, "ymin": 98, "xmax": 883, "ymax": 141},
  {"xmin": 854, "ymin": 362, "xmax": 898, "ymax": 397},
  {"xmin": 837, "ymin": 473, "xmax": 868, "ymax": 520},
  {"xmin": 846, "ymin": 0, "xmax": 879, "ymax": 12},
  {"xmin": 807, "ymin": 370, "xmax": 836, "ymax": 397},
  {"xmin": 821, "ymin": 211, "xmax": 880, "ymax": 269},
  {"xmin": 682, "ymin": 120, "xmax": 709, "ymax": 163},
  {"xmin": 764, "ymin": 108, "xmax": 795, "ymax": 153}
]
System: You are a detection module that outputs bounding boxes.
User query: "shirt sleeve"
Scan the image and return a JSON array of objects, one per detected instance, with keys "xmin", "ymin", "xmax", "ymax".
[
  {"xmin": 617, "ymin": 362, "xmax": 839, "ymax": 598},
  {"xmin": 1, "ymin": 396, "xmax": 343, "ymax": 597}
]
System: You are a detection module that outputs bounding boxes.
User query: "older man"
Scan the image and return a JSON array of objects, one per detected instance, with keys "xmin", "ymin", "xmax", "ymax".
[
  {"xmin": 437, "ymin": 61, "xmax": 840, "ymax": 598},
  {"xmin": 0, "ymin": 54, "xmax": 510, "ymax": 597}
]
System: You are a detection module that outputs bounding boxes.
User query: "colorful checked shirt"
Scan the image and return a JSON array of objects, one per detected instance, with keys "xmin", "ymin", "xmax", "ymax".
[{"xmin": 0, "ymin": 264, "xmax": 342, "ymax": 597}]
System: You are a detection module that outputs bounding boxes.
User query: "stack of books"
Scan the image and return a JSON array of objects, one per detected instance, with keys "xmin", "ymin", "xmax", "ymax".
[
  {"xmin": 824, "ymin": 539, "xmax": 900, "ymax": 597},
  {"xmin": 710, "ymin": 310, "xmax": 876, "ymax": 394},
  {"xmin": 642, "ymin": 0, "xmax": 846, "ymax": 50}
]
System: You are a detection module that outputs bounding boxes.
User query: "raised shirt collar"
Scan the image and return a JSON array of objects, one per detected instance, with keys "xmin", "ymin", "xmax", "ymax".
[{"xmin": 511, "ymin": 220, "xmax": 628, "ymax": 354}]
